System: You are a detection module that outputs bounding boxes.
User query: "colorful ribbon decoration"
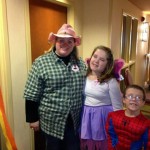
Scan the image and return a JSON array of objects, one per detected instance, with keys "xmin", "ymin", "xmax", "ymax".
[{"xmin": 0, "ymin": 89, "xmax": 17, "ymax": 150}]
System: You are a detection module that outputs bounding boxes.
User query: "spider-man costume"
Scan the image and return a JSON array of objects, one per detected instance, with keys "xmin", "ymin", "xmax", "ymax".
[{"xmin": 106, "ymin": 110, "xmax": 150, "ymax": 150}]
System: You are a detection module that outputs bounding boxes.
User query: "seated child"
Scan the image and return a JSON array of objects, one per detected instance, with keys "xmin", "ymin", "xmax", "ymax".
[{"xmin": 106, "ymin": 84, "xmax": 150, "ymax": 150}]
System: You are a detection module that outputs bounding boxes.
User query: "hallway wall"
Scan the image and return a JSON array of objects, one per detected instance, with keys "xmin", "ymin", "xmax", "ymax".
[
  {"xmin": 3, "ymin": 0, "xmax": 32, "ymax": 149},
  {"xmin": 82, "ymin": 0, "xmax": 150, "ymax": 86},
  {"xmin": 0, "ymin": 0, "xmax": 84, "ymax": 149},
  {"xmin": 110, "ymin": 0, "xmax": 149, "ymax": 86},
  {"xmin": 82, "ymin": 0, "xmax": 111, "ymax": 59}
]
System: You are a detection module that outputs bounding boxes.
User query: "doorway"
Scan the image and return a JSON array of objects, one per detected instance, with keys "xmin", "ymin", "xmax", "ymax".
[
  {"xmin": 29, "ymin": 0, "xmax": 67, "ymax": 149},
  {"xmin": 29, "ymin": 0, "xmax": 67, "ymax": 61}
]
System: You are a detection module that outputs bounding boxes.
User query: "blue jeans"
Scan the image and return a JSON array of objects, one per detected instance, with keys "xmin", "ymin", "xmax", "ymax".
[{"xmin": 44, "ymin": 115, "xmax": 80, "ymax": 150}]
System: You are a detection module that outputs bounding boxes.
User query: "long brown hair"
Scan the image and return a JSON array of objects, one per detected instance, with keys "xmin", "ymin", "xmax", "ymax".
[{"xmin": 86, "ymin": 45, "xmax": 114, "ymax": 83}]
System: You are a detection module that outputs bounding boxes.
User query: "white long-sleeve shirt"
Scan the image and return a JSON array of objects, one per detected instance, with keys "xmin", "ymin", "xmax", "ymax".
[{"xmin": 84, "ymin": 78, "xmax": 123, "ymax": 111}]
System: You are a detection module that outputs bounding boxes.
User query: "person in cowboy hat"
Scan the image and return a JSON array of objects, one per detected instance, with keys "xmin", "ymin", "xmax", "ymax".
[{"xmin": 24, "ymin": 24, "xmax": 86, "ymax": 150}]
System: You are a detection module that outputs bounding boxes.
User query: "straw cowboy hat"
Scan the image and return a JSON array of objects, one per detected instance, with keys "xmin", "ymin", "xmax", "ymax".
[{"xmin": 48, "ymin": 24, "xmax": 81, "ymax": 46}]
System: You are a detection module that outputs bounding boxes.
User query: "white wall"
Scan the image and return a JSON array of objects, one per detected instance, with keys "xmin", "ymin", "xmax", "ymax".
[
  {"xmin": 5, "ymin": 0, "xmax": 32, "ymax": 149},
  {"xmin": 82, "ymin": 0, "xmax": 149, "ymax": 86},
  {"xmin": 1, "ymin": 0, "xmax": 83, "ymax": 149},
  {"xmin": 82, "ymin": 0, "xmax": 111, "ymax": 60},
  {"xmin": 111, "ymin": 0, "xmax": 149, "ymax": 86}
]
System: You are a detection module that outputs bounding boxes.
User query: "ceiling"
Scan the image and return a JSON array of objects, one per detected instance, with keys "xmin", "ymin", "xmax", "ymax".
[{"xmin": 128, "ymin": 0, "xmax": 150, "ymax": 14}]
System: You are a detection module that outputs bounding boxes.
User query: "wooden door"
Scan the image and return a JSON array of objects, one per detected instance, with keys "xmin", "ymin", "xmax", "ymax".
[
  {"xmin": 29, "ymin": 0, "xmax": 67, "ymax": 149},
  {"xmin": 29, "ymin": 0, "xmax": 67, "ymax": 61}
]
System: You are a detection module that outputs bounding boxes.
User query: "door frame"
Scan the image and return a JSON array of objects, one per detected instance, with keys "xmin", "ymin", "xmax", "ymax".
[
  {"xmin": 0, "ymin": 0, "xmax": 14, "ymax": 149},
  {"xmin": 24, "ymin": 0, "xmax": 74, "ymax": 149},
  {"xmin": 24, "ymin": 0, "xmax": 74, "ymax": 69}
]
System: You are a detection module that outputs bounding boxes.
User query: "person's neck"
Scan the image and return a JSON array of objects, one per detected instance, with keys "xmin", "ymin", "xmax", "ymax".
[
  {"xmin": 54, "ymin": 51, "xmax": 71, "ymax": 65},
  {"xmin": 91, "ymin": 71, "xmax": 101, "ymax": 77},
  {"xmin": 125, "ymin": 109, "xmax": 140, "ymax": 117},
  {"xmin": 88, "ymin": 72, "xmax": 100, "ymax": 80},
  {"xmin": 55, "ymin": 51, "xmax": 70, "ymax": 58}
]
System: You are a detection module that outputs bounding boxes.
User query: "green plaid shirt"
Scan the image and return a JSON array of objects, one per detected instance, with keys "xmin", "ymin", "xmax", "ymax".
[{"xmin": 24, "ymin": 50, "xmax": 86, "ymax": 139}]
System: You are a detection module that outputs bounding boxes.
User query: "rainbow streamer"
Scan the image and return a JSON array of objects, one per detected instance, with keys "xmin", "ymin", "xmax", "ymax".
[{"xmin": 0, "ymin": 89, "xmax": 17, "ymax": 150}]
